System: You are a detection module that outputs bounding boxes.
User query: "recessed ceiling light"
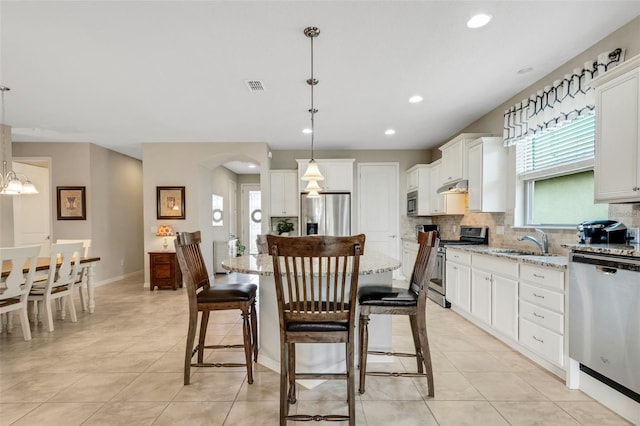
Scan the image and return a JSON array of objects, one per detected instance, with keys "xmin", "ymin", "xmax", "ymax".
[
  {"xmin": 302, "ymin": 128, "xmax": 312, "ymax": 134},
  {"xmin": 248, "ymin": 163, "xmax": 257, "ymax": 168},
  {"xmin": 467, "ymin": 13, "xmax": 492, "ymax": 29},
  {"xmin": 517, "ymin": 67, "xmax": 534, "ymax": 75},
  {"xmin": 385, "ymin": 129, "xmax": 396, "ymax": 136},
  {"xmin": 409, "ymin": 95, "xmax": 423, "ymax": 103}
]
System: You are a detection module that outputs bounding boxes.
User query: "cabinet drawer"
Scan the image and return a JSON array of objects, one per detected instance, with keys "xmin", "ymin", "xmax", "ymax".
[
  {"xmin": 472, "ymin": 254, "xmax": 518, "ymax": 278},
  {"xmin": 519, "ymin": 300, "xmax": 564, "ymax": 335},
  {"xmin": 520, "ymin": 318, "xmax": 564, "ymax": 367},
  {"xmin": 520, "ymin": 282, "xmax": 564, "ymax": 313},
  {"xmin": 520, "ymin": 264, "xmax": 564, "ymax": 291},
  {"xmin": 446, "ymin": 250, "xmax": 471, "ymax": 265}
]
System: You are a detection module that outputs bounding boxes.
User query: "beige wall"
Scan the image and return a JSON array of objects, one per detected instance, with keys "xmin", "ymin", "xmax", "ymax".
[
  {"xmin": 142, "ymin": 142, "xmax": 270, "ymax": 285},
  {"xmin": 12, "ymin": 142, "xmax": 143, "ymax": 282}
]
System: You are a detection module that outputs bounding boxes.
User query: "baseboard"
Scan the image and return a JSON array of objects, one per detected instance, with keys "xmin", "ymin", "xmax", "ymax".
[{"xmin": 95, "ymin": 270, "xmax": 144, "ymax": 287}]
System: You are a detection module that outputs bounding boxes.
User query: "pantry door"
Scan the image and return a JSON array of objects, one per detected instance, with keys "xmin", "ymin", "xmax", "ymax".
[{"xmin": 357, "ymin": 162, "xmax": 399, "ymax": 276}]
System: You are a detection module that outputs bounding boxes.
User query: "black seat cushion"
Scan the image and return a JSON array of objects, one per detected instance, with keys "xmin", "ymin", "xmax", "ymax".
[
  {"xmin": 197, "ymin": 283, "xmax": 257, "ymax": 303},
  {"xmin": 287, "ymin": 321, "xmax": 348, "ymax": 332},
  {"xmin": 358, "ymin": 285, "xmax": 417, "ymax": 307}
]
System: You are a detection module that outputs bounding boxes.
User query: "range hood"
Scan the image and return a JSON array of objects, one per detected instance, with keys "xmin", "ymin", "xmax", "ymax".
[{"xmin": 437, "ymin": 180, "xmax": 468, "ymax": 194}]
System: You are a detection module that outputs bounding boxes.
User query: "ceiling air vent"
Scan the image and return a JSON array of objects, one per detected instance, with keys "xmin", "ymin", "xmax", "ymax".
[{"xmin": 245, "ymin": 80, "xmax": 266, "ymax": 92}]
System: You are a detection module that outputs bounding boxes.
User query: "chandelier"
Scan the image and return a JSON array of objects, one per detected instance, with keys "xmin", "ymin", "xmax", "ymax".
[
  {"xmin": 300, "ymin": 26, "xmax": 324, "ymax": 198},
  {"xmin": 0, "ymin": 86, "xmax": 38, "ymax": 195}
]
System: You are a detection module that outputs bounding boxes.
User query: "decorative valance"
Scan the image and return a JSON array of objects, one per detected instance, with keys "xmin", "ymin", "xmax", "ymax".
[{"xmin": 503, "ymin": 48, "xmax": 625, "ymax": 146}]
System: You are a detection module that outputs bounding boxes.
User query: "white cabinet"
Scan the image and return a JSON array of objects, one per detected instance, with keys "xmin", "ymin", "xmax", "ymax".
[
  {"xmin": 471, "ymin": 269, "xmax": 492, "ymax": 325},
  {"xmin": 438, "ymin": 133, "xmax": 491, "ymax": 185},
  {"xmin": 270, "ymin": 170, "xmax": 298, "ymax": 217},
  {"xmin": 592, "ymin": 54, "xmax": 640, "ymax": 203},
  {"xmin": 297, "ymin": 159, "xmax": 355, "ymax": 192},
  {"xmin": 472, "ymin": 254, "xmax": 519, "ymax": 340},
  {"xmin": 402, "ymin": 240, "xmax": 418, "ymax": 279},
  {"xmin": 467, "ymin": 137, "xmax": 507, "ymax": 212},
  {"xmin": 518, "ymin": 264, "xmax": 566, "ymax": 368},
  {"xmin": 406, "ymin": 164, "xmax": 431, "ymax": 215},
  {"xmin": 428, "ymin": 161, "xmax": 445, "ymax": 215},
  {"xmin": 446, "ymin": 249, "xmax": 471, "ymax": 312},
  {"xmin": 406, "ymin": 164, "xmax": 429, "ymax": 193}
]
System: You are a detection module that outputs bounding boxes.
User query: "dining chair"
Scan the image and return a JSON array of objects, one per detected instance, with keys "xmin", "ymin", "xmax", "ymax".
[
  {"xmin": 174, "ymin": 231, "xmax": 258, "ymax": 386},
  {"xmin": 0, "ymin": 245, "xmax": 41, "ymax": 340},
  {"xmin": 267, "ymin": 233, "xmax": 366, "ymax": 426},
  {"xmin": 56, "ymin": 239, "xmax": 91, "ymax": 311},
  {"xmin": 27, "ymin": 242, "xmax": 84, "ymax": 332},
  {"xmin": 357, "ymin": 230, "xmax": 438, "ymax": 397}
]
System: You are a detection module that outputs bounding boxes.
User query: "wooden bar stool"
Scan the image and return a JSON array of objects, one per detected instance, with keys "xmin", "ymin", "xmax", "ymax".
[
  {"xmin": 174, "ymin": 231, "xmax": 258, "ymax": 385},
  {"xmin": 357, "ymin": 231, "xmax": 439, "ymax": 397},
  {"xmin": 267, "ymin": 234, "xmax": 365, "ymax": 426}
]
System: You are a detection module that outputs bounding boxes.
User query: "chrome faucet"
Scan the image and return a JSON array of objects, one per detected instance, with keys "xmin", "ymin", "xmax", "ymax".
[{"xmin": 518, "ymin": 228, "xmax": 549, "ymax": 254}]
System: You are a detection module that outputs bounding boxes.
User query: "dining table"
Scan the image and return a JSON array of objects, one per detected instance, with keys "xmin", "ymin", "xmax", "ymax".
[
  {"xmin": 1, "ymin": 255, "xmax": 101, "ymax": 313},
  {"xmin": 222, "ymin": 251, "xmax": 401, "ymax": 375}
]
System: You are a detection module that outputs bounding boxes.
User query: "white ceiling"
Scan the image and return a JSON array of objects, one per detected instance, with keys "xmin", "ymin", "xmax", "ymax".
[{"xmin": 2, "ymin": 1, "xmax": 639, "ymax": 162}]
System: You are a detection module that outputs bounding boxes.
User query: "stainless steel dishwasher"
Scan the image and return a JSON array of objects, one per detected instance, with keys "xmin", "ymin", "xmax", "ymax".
[{"xmin": 569, "ymin": 251, "xmax": 640, "ymax": 402}]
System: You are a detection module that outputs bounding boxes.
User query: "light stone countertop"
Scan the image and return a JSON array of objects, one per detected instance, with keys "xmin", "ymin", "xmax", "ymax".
[
  {"xmin": 561, "ymin": 243, "xmax": 640, "ymax": 258},
  {"xmin": 222, "ymin": 252, "xmax": 401, "ymax": 276},
  {"xmin": 444, "ymin": 245, "xmax": 569, "ymax": 270}
]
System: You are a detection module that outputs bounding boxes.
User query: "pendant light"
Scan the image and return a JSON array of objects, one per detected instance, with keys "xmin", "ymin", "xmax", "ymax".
[
  {"xmin": 300, "ymin": 26, "xmax": 325, "ymax": 189},
  {"xmin": 0, "ymin": 86, "xmax": 38, "ymax": 195}
]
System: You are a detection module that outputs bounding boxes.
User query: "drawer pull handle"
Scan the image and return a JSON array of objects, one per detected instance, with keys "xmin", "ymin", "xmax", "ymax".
[
  {"xmin": 533, "ymin": 293, "xmax": 545, "ymax": 299},
  {"xmin": 533, "ymin": 312, "xmax": 545, "ymax": 319},
  {"xmin": 533, "ymin": 273, "xmax": 545, "ymax": 279},
  {"xmin": 533, "ymin": 336, "xmax": 544, "ymax": 343}
]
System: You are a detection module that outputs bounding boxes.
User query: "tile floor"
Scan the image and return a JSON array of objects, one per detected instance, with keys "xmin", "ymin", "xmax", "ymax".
[{"xmin": 0, "ymin": 272, "xmax": 632, "ymax": 425}]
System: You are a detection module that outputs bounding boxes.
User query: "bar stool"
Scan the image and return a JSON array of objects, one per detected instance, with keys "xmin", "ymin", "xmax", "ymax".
[
  {"xmin": 267, "ymin": 234, "xmax": 365, "ymax": 426},
  {"xmin": 357, "ymin": 230, "xmax": 439, "ymax": 396}
]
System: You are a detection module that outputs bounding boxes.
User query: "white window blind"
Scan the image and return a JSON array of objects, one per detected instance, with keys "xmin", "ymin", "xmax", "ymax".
[{"xmin": 517, "ymin": 115, "xmax": 595, "ymax": 180}]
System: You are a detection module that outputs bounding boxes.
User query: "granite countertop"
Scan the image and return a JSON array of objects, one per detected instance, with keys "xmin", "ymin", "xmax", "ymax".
[
  {"xmin": 561, "ymin": 243, "xmax": 640, "ymax": 258},
  {"xmin": 222, "ymin": 252, "xmax": 401, "ymax": 276},
  {"xmin": 445, "ymin": 245, "xmax": 569, "ymax": 270}
]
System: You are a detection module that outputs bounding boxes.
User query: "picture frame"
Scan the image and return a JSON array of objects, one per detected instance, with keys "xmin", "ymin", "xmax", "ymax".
[
  {"xmin": 157, "ymin": 186, "xmax": 185, "ymax": 220},
  {"xmin": 57, "ymin": 186, "xmax": 87, "ymax": 220}
]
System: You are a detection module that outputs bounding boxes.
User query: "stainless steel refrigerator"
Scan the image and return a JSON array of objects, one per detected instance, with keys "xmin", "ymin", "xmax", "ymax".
[{"xmin": 300, "ymin": 192, "xmax": 351, "ymax": 236}]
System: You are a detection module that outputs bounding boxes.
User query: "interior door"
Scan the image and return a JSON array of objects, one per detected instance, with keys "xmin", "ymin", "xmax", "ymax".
[
  {"xmin": 242, "ymin": 183, "xmax": 261, "ymax": 254},
  {"xmin": 357, "ymin": 163, "xmax": 399, "ymax": 276},
  {"xmin": 12, "ymin": 160, "xmax": 51, "ymax": 256}
]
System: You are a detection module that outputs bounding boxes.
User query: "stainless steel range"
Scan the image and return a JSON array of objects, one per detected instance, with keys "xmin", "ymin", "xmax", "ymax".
[{"xmin": 428, "ymin": 226, "xmax": 489, "ymax": 307}]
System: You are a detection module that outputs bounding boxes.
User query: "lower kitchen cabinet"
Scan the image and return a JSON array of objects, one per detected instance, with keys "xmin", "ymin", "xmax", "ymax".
[
  {"xmin": 446, "ymin": 249, "xmax": 471, "ymax": 312},
  {"xmin": 402, "ymin": 240, "xmax": 418, "ymax": 279},
  {"xmin": 492, "ymin": 274, "xmax": 519, "ymax": 340},
  {"xmin": 471, "ymin": 269, "xmax": 492, "ymax": 325},
  {"xmin": 446, "ymin": 250, "xmax": 567, "ymax": 377}
]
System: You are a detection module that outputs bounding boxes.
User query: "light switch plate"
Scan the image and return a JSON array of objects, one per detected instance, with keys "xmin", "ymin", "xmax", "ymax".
[{"xmin": 629, "ymin": 227, "xmax": 640, "ymax": 244}]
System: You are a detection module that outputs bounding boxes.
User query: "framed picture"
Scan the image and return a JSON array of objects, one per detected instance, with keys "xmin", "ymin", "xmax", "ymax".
[
  {"xmin": 57, "ymin": 186, "xmax": 87, "ymax": 220},
  {"xmin": 157, "ymin": 186, "xmax": 185, "ymax": 219}
]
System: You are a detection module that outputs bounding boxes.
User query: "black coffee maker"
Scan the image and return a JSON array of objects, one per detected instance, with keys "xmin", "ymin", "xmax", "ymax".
[{"xmin": 578, "ymin": 220, "xmax": 627, "ymax": 244}]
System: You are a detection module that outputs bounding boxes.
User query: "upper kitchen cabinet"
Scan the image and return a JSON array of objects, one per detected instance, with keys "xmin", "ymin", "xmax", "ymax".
[
  {"xmin": 297, "ymin": 159, "xmax": 355, "ymax": 192},
  {"xmin": 270, "ymin": 170, "xmax": 298, "ymax": 217},
  {"xmin": 438, "ymin": 133, "xmax": 491, "ymax": 185},
  {"xmin": 591, "ymin": 54, "xmax": 640, "ymax": 203},
  {"xmin": 406, "ymin": 164, "xmax": 429, "ymax": 193},
  {"xmin": 428, "ymin": 161, "xmax": 466, "ymax": 215},
  {"xmin": 467, "ymin": 137, "xmax": 507, "ymax": 212}
]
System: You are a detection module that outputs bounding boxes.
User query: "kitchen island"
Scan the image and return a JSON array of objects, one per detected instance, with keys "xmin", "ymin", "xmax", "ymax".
[{"xmin": 222, "ymin": 251, "xmax": 401, "ymax": 374}]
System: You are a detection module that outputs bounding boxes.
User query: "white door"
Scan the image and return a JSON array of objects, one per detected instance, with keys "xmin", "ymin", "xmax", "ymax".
[
  {"xmin": 12, "ymin": 160, "xmax": 51, "ymax": 256},
  {"xmin": 357, "ymin": 163, "xmax": 399, "ymax": 275}
]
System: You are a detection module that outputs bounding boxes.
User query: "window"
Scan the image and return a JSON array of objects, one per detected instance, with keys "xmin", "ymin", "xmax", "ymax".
[{"xmin": 517, "ymin": 115, "xmax": 608, "ymax": 226}]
